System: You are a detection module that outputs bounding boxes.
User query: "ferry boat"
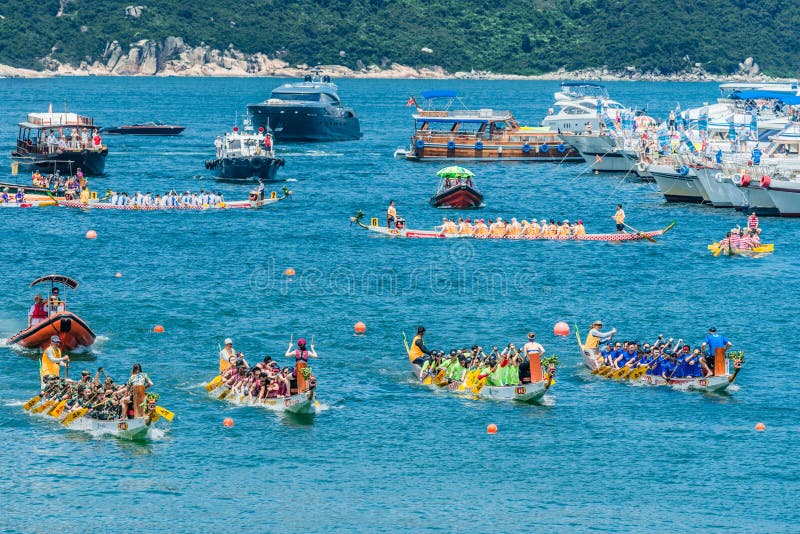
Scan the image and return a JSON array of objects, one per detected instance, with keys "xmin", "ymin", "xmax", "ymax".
[
  {"xmin": 247, "ymin": 69, "xmax": 362, "ymax": 142},
  {"xmin": 10, "ymin": 107, "xmax": 107, "ymax": 176},
  {"xmin": 204, "ymin": 118, "xmax": 285, "ymax": 181},
  {"xmin": 397, "ymin": 90, "xmax": 582, "ymax": 162}
]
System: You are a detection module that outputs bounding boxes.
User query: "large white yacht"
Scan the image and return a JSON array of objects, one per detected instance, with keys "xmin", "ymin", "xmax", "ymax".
[{"xmin": 541, "ymin": 82, "xmax": 629, "ymax": 132}]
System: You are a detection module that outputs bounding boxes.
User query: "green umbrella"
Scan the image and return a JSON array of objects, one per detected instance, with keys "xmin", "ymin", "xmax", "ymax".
[{"xmin": 436, "ymin": 166, "xmax": 474, "ymax": 178}]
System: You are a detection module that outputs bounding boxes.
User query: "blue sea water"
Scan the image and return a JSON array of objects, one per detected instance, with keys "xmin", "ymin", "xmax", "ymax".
[{"xmin": 0, "ymin": 77, "xmax": 798, "ymax": 532}]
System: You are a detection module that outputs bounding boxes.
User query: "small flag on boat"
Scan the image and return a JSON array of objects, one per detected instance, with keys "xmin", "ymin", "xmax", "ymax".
[
  {"xmin": 406, "ymin": 96, "xmax": 416, "ymax": 107},
  {"xmin": 595, "ymin": 154, "xmax": 602, "ymax": 162}
]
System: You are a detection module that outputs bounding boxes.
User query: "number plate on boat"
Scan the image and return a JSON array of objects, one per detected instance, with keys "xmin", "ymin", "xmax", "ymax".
[
  {"xmin": 698, "ymin": 379, "xmax": 708, "ymax": 386},
  {"xmin": 448, "ymin": 382, "xmax": 459, "ymax": 390},
  {"xmin": 118, "ymin": 422, "xmax": 128, "ymax": 430},
  {"xmin": 515, "ymin": 387, "xmax": 526, "ymax": 394}
]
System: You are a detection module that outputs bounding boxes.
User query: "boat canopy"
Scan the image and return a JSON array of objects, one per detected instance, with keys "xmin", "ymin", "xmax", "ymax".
[
  {"xmin": 30, "ymin": 274, "xmax": 79, "ymax": 289},
  {"xmin": 421, "ymin": 90, "xmax": 457, "ymax": 99},
  {"xmin": 437, "ymin": 166, "xmax": 474, "ymax": 178},
  {"xmin": 730, "ymin": 91, "xmax": 800, "ymax": 104}
]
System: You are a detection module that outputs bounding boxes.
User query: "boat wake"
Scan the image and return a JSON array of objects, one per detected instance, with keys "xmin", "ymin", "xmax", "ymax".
[{"xmin": 283, "ymin": 150, "xmax": 344, "ymax": 158}]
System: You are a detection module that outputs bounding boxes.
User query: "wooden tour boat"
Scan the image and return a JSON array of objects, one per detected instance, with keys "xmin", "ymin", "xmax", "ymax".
[{"xmin": 397, "ymin": 90, "xmax": 582, "ymax": 162}]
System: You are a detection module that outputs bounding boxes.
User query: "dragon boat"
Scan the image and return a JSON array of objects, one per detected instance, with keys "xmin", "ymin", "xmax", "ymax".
[
  {"xmin": 575, "ymin": 327, "xmax": 742, "ymax": 393},
  {"xmin": 57, "ymin": 187, "xmax": 291, "ymax": 211},
  {"xmin": 404, "ymin": 334, "xmax": 556, "ymax": 403},
  {"xmin": 23, "ymin": 388, "xmax": 173, "ymax": 441},
  {"xmin": 204, "ymin": 372, "xmax": 318, "ymax": 416},
  {"xmin": 352, "ymin": 212, "xmax": 674, "ymax": 242}
]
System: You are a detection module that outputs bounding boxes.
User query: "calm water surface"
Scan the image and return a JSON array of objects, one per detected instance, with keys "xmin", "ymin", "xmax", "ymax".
[{"xmin": 0, "ymin": 78, "xmax": 798, "ymax": 532}]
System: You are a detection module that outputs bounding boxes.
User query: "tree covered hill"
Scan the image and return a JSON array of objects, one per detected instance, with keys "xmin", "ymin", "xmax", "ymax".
[{"xmin": 0, "ymin": 0, "xmax": 798, "ymax": 76}]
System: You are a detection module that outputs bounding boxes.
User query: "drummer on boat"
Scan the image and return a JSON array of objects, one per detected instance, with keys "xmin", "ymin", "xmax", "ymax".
[{"xmin": 584, "ymin": 320, "xmax": 617, "ymax": 367}]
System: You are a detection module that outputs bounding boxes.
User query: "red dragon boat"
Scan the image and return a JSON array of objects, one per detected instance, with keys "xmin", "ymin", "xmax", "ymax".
[{"xmin": 7, "ymin": 275, "xmax": 95, "ymax": 351}]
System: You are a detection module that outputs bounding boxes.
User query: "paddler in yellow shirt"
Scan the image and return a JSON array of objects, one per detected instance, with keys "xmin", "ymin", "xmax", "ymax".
[
  {"xmin": 524, "ymin": 219, "xmax": 541, "ymax": 237},
  {"xmin": 41, "ymin": 336, "xmax": 69, "ymax": 386},
  {"xmin": 508, "ymin": 218, "xmax": 522, "ymax": 238},
  {"xmin": 219, "ymin": 338, "xmax": 237, "ymax": 373},
  {"xmin": 573, "ymin": 219, "xmax": 586, "ymax": 236},
  {"xmin": 474, "ymin": 219, "xmax": 489, "ymax": 237},
  {"xmin": 458, "ymin": 218, "xmax": 474, "ymax": 236}
]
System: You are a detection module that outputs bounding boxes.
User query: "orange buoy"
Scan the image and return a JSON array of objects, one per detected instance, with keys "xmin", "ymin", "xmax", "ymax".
[
  {"xmin": 153, "ymin": 325, "xmax": 165, "ymax": 333},
  {"xmin": 115, "ymin": 272, "xmax": 122, "ymax": 278},
  {"xmin": 354, "ymin": 321, "xmax": 366, "ymax": 334},
  {"xmin": 85, "ymin": 230, "xmax": 97, "ymax": 239},
  {"xmin": 755, "ymin": 422, "xmax": 765, "ymax": 431},
  {"xmin": 223, "ymin": 417, "xmax": 234, "ymax": 428},
  {"xmin": 487, "ymin": 423, "xmax": 498, "ymax": 434},
  {"xmin": 553, "ymin": 321, "xmax": 570, "ymax": 336},
  {"xmin": 284, "ymin": 267, "xmax": 296, "ymax": 276}
]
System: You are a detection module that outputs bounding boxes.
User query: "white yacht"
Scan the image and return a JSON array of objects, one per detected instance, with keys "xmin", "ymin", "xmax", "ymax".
[{"xmin": 541, "ymin": 82, "xmax": 628, "ymax": 132}]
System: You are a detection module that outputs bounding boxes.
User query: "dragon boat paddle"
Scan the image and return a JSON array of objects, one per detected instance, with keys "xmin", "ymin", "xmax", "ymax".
[{"xmin": 624, "ymin": 223, "xmax": 656, "ymax": 243}]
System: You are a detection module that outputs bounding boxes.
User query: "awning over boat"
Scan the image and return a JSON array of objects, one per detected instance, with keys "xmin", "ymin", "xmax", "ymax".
[
  {"xmin": 30, "ymin": 274, "xmax": 79, "ymax": 289},
  {"xmin": 437, "ymin": 166, "xmax": 474, "ymax": 178},
  {"xmin": 420, "ymin": 90, "xmax": 457, "ymax": 99},
  {"xmin": 730, "ymin": 91, "xmax": 800, "ymax": 104}
]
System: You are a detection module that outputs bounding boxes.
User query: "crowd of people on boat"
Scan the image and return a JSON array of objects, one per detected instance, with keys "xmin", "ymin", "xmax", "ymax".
[
  {"xmin": 215, "ymin": 337, "xmax": 317, "ymax": 402},
  {"xmin": 584, "ymin": 321, "xmax": 734, "ymax": 379},
  {"xmin": 35, "ymin": 128, "xmax": 103, "ymax": 153},
  {"xmin": 434, "ymin": 216, "xmax": 589, "ymax": 238},
  {"xmin": 108, "ymin": 189, "xmax": 227, "ymax": 208},
  {"xmin": 717, "ymin": 213, "xmax": 763, "ymax": 250},
  {"xmin": 408, "ymin": 327, "xmax": 552, "ymax": 387},
  {"xmin": 31, "ymin": 169, "xmax": 88, "ymax": 194},
  {"xmin": 36, "ymin": 339, "xmax": 155, "ymax": 421}
]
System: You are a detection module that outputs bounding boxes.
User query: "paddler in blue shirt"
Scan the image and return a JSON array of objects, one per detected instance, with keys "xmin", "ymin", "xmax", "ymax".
[
  {"xmin": 600, "ymin": 343, "xmax": 615, "ymax": 366},
  {"xmin": 700, "ymin": 327, "xmax": 731, "ymax": 376},
  {"xmin": 660, "ymin": 352, "xmax": 679, "ymax": 381},
  {"xmin": 647, "ymin": 348, "xmax": 663, "ymax": 375}
]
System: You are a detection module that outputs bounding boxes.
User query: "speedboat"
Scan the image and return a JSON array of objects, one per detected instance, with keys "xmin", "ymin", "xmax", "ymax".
[{"xmin": 247, "ymin": 69, "xmax": 362, "ymax": 142}]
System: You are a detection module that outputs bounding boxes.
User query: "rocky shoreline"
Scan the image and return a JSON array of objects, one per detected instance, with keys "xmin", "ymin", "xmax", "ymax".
[{"xmin": 0, "ymin": 37, "xmax": 784, "ymax": 83}]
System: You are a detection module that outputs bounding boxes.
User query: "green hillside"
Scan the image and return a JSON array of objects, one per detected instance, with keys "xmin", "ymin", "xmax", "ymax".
[{"xmin": 0, "ymin": 0, "xmax": 798, "ymax": 76}]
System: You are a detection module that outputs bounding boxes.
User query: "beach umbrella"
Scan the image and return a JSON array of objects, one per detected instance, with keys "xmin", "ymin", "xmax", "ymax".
[{"xmin": 436, "ymin": 166, "xmax": 474, "ymax": 178}]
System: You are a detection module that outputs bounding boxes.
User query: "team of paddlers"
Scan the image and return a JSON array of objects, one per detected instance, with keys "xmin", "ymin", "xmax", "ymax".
[
  {"xmin": 717, "ymin": 213, "xmax": 763, "ymax": 251},
  {"xmin": 212, "ymin": 337, "xmax": 317, "ymax": 401},
  {"xmin": 407, "ymin": 327, "xmax": 555, "ymax": 387},
  {"xmin": 583, "ymin": 320, "xmax": 738, "ymax": 379},
  {"xmin": 433, "ymin": 217, "xmax": 589, "ymax": 238}
]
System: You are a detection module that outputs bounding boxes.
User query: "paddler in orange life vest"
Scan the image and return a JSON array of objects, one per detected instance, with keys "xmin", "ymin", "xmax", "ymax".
[
  {"xmin": 28, "ymin": 294, "xmax": 48, "ymax": 327},
  {"xmin": 584, "ymin": 320, "xmax": 617, "ymax": 367},
  {"xmin": 41, "ymin": 335, "xmax": 69, "ymax": 385},
  {"xmin": 408, "ymin": 326, "xmax": 433, "ymax": 366}
]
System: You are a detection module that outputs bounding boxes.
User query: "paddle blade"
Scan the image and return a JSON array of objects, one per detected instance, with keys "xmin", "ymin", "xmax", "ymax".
[
  {"xmin": 32, "ymin": 400, "xmax": 55, "ymax": 414},
  {"xmin": 62, "ymin": 408, "xmax": 88, "ymax": 427},
  {"xmin": 23, "ymin": 395, "xmax": 41, "ymax": 411},
  {"xmin": 206, "ymin": 375, "xmax": 223, "ymax": 391},
  {"xmin": 154, "ymin": 406, "xmax": 174, "ymax": 422},
  {"xmin": 422, "ymin": 375, "xmax": 432, "ymax": 385},
  {"xmin": 217, "ymin": 389, "xmax": 231, "ymax": 400},
  {"xmin": 47, "ymin": 399, "xmax": 67, "ymax": 417},
  {"xmin": 471, "ymin": 377, "xmax": 487, "ymax": 395}
]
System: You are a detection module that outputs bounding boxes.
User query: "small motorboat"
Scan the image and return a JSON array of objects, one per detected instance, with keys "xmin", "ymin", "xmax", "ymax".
[
  {"xmin": 429, "ymin": 166, "xmax": 484, "ymax": 209},
  {"xmin": 102, "ymin": 122, "xmax": 185, "ymax": 135},
  {"xmin": 205, "ymin": 117, "xmax": 285, "ymax": 182},
  {"xmin": 7, "ymin": 275, "xmax": 95, "ymax": 351}
]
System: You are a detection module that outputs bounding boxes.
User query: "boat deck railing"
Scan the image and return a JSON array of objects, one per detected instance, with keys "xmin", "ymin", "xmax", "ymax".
[
  {"xmin": 416, "ymin": 109, "xmax": 513, "ymax": 121},
  {"xmin": 16, "ymin": 139, "xmax": 101, "ymax": 155}
]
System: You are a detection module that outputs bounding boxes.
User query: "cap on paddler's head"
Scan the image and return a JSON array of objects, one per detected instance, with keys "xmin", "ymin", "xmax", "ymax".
[
  {"xmin": 50, "ymin": 336, "xmax": 61, "ymax": 344},
  {"xmin": 592, "ymin": 320, "xmax": 603, "ymax": 327},
  {"xmin": 465, "ymin": 218, "xmax": 471, "ymax": 223},
  {"xmin": 417, "ymin": 326, "xmax": 425, "ymax": 334},
  {"xmin": 578, "ymin": 220, "xmax": 583, "ymax": 224},
  {"xmin": 298, "ymin": 338, "xmax": 306, "ymax": 346},
  {"xmin": 224, "ymin": 338, "xmax": 233, "ymax": 345},
  {"xmin": 709, "ymin": 326, "xmax": 717, "ymax": 332}
]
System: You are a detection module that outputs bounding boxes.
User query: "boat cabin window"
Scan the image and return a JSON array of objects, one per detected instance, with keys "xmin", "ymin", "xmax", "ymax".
[
  {"xmin": 270, "ymin": 92, "xmax": 321, "ymax": 102},
  {"xmin": 227, "ymin": 140, "xmax": 242, "ymax": 150}
]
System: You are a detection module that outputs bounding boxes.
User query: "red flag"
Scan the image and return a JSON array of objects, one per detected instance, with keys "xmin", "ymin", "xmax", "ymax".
[
  {"xmin": 595, "ymin": 154, "xmax": 602, "ymax": 162},
  {"xmin": 406, "ymin": 96, "xmax": 416, "ymax": 107}
]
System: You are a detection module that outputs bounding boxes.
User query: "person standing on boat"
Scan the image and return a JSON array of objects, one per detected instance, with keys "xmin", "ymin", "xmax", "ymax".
[
  {"xmin": 613, "ymin": 204, "xmax": 625, "ymax": 233},
  {"xmin": 41, "ymin": 336, "xmax": 69, "ymax": 384},
  {"xmin": 700, "ymin": 327, "xmax": 731, "ymax": 377},
  {"xmin": 126, "ymin": 363, "xmax": 153, "ymax": 418},
  {"xmin": 46, "ymin": 287, "xmax": 65, "ymax": 315},
  {"xmin": 28, "ymin": 294, "xmax": 48, "ymax": 327},
  {"xmin": 748, "ymin": 212, "xmax": 759, "ymax": 230},
  {"xmin": 408, "ymin": 326, "xmax": 433, "ymax": 365},
  {"xmin": 219, "ymin": 338, "xmax": 238, "ymax": 373},
  {"xmin": 584, "ymin": 320, "xmax": 617, "ymax": 367},
  {"xmin": 285, "ymin": 337, "xmax": 317, "ymax": 392},
  {"xmin": 387, "ymin": 200, "xmax": 397, "ymax": 228}
]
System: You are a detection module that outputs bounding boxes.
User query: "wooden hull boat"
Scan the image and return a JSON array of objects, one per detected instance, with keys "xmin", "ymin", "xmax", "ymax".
[
  {"xmin": 707, "ymin": 242, "xmax": 773, "ymax": 257},
  {"xmin": 576, "ymin": 329, "xmax": 740, "ymax": 393},
  {"xmin": 411, "ymin": 363, "xmax": 553, "ymax": 403},
  {"xmin": 7, "ymin": 311, "xmax": 95, "ymax": 351},
  {"xmin": 353, "ymin": 213, "xmax": 674, "ymax": 242},
  {"xmin": 206, "ymin": 379, "xmax": 317, "ymax": 415},
  {"xmin": 58, "ymin": 187, "xmax": 291, "ymax": 211}
]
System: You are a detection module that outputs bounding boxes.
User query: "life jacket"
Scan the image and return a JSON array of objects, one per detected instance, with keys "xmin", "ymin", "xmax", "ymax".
[
  {"xmin": 40, "ymin": 345, "xmax": 62, "ymax": 377},
  {"xmin": 458, "ymin": 223, "xmax": 472, "ymax": 235},
  {"xmin": 408, "ymin": 335, "xmax": 424, "ymax": 361},
  {"xmin": 31, "ymin": 302, "xmax": 47, "ymax": 319},
  {"xmin": 584, "ymin": 331, "xmax": 600, "ymax": 350},
  {"xmin": 219, "ymin": 348, "xmax": 234, "ymax": 373}
]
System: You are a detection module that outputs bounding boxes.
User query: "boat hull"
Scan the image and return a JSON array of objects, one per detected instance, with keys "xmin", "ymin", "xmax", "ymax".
[
  {"xmin": 737, "ymin": 184, "xmax": 780, "ymax": 216},
  {"xmin": 247, "ymin": 104, "xmax": 362, "ymax": 142},
  {"xmin": 58, "ymin": 195, "xmax": 285, "ymax": 210},
  {"xmin": 11, "ymin": 148, "xmax": 107, "ymax": 176},
  {"xmin": 411, "ymin": 364, "xmax": 551, "ymax": 403},
  {"xmin": 650, "ymin": 165, "xmax": 708, "ymax": 203},
  {"xmin": 429, "ymin": 185, "xmax": 484, "ymax": 209},
  {"xmin": 558, "ymin": 133, "xmax": 637, "ymax": 172},
  {"xmin": 103, "ymin": 126, "xmax": 185, "ymax": 135},
  {"xmin": 695, "ymin": 168, "xmax": 735, "ymax": 208},
  {"xmin": 405, "ymin": 142, "xmax": 582, "ymax": 162},
  {"xmin": 208, "ymin": 382, "xmax": 317, "ymax": 415},
  {"xmin": 764, "ymin": 180, "xmax": 800, "ymax": 217},
  {"xmin": 7, "ymin": 311, "xmax": 95, "ymax": 351},
  {"xmin": 206, "ymin": 156, "xmax": 284, "ymax": 181}
]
